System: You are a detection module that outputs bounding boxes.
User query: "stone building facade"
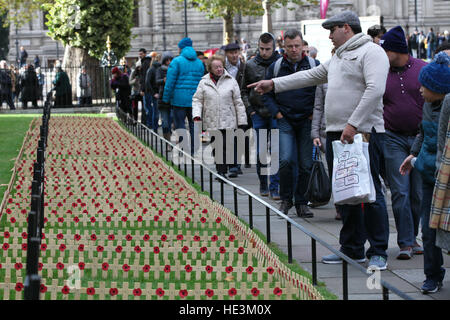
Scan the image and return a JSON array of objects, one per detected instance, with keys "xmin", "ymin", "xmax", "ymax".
[{"xmin": 7, "ymin": 0, "xmax": 450, "ymax": 66}]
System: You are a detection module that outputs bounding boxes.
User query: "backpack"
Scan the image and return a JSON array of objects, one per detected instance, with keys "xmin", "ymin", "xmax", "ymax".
[{"xmin": 273, "ymin": 56, "xmax": 317, "ymax": 78}]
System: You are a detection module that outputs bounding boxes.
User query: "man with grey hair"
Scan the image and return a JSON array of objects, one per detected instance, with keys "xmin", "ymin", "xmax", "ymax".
[
  {"xmin": 249, "ymin": 11, "xmax": 391, "ymax": 271},
  {"xmin": 308, "ymin": 46, "xmax": 318, "ymax": 59}
]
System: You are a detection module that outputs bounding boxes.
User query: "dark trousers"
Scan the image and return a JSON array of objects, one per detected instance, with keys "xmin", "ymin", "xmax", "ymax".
[
  {"xmin": 326, "ymin": 129, "xmax": 389, "ymax": 259},
  {"xmin": 212, "ymin": 129, "xmax": 237, "ymax": 174},
  {"xmin": 1, "ymin": 93, "xmax": 15, "ymax": 109},
  {"xmin": 78, "ymin": 96, "xmax": 92, "ymax": 108}
]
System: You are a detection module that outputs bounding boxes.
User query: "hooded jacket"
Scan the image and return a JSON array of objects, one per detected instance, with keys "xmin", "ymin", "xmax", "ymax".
[
  {"xmin": 272, "ymin": 33, "xmax": 389, "ymax": 133},
  {"xmin": 162, "ymin": 46, "xmax": 205, "ymax": 108}
]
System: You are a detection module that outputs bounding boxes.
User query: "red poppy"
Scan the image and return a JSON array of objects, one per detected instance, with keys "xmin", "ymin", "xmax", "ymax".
[
  {"xmin": 78, "ymin": 244, "xmax": 85, "ymax": 252},
  {"xmin": 181, "ymin": 246, "xmax": 189, "ymax": 253},
  {"xmin": 122, "ymin": 264, "xmax": 130, "ymax": 272},
  {"xmin": 251, "ymin": 287, "xmax": 260, "ymax": 297},
  {"xmin": 168, "ymin": 216, "xmax": 175, "ymax": 222},
  {"xmin": 15, "ymin": 282, "xmax": 24, "ymax": 292},
  {"xmin": 74, "ymin": 234, "xmax": 81, "ymax": 241},
  {"xmin": 228, "ymin": 235, "xmax": 236, "ymax": 242},
  {"xmin": 14, "ymin": 263, "xmax": 23, "ymax": 270},
  {"xmin": 237, "ymin": 247, "xmax": 245, "ymax": 254},
  {"xmin": 273, "ymin": 287, "xmax": 283, "ymax": 296},
  {"xmin": 108, "ymin": 234, "xmax": 115, "ymax": 241},
  {"xmin": 3, "ymin": 231, "xmax": 10, "ymax": 238},
  {"xmin": 109, "ymin": 288, "xmax": 118, "ymax": 296},
  {"xmin": 40, "ymin": 284, "xmax": 47, "ymax": 293},
  {"xmin": 38, "ymin": 262, "xmax": 43, "ymax": 271},
  {"xmin": 164, "ymin": 265, "xmax": 171, "ymax": 273},
  {"xmin": 133, "ymin": 288, "xmax": 142, "ymax": 296},
  {"xmin": 176, "ymin": 235, "xmax": 184, "ymax": 241},
  {"xmin": 106, "ymin": 216, "xmax": 112, "ymax": 222},
  {"xmin": 102, "ymin": 262, "xmax": 109, "ymax": 271},
  {"xmin": 160, "ymin": 234, "xmax": 167, "ymax": 242},
  {"xmin": 205, "ymin": 289, "xmax": 214, "ymax": 298},
  {"xmin": 156, "ymin": 288, "xmax": 165, "ymax": 297},
  {"xmin": 266, "ymin": 267, "xmax": 275, "ymax": 274},
  {"xmin": 246, "ymin": 266, "xmax": 254, "ymax": 274},
  {"xmin": 73, "ymin": 217, "xmax": 80, "ymax": 223},
  {"xmin": 62, "ymin": 285, "xmax": 70, "ymax": 294},
  {"xmin": 202, "ymin": 209, "xmax": 208, "ymax": 214},
  {"xmin": 78, "ymin": 262, "xmax": 85, "ymax": 270},
  {"xmin": 97, "ymin": 246, "xmax": 104, "ymax": 252},
  {"xmin": 216, "ymin": 217, "xmax": 222, "ymax": 223},
  {"xmin": 225, "ymin": 266, "xmax": 233, "ymax": 273},
  {"xmin": 40, "ymin": 243, "xmax": 47, "ymax": 251},
  {"xmin": 6, "ymin": 208, "xmax": 12, "ymax": 215},
  {"xmin": 228, "ymin": 288, "xmax": 237, "ymax": 297},
  {"xmin": 154, "ymin": 216, "xmax": 159, "ymax": 222},
  {"xmin": 121, "ymin": 216, "xmax": 128, "ymax": 222},
  {"xmin": 90, "ymin": 217, "xmax": 96, "ymax": 223},
  {"xmin": 219, "ymin": 246, "xmax": 226, "ymax": 254},
  {"xmin": 90, "ymin": 234, "xmax": 97, "ymax": 241},
  {"xmin": 158, "ymin": 210, "xmax": 164, "ymax": 216},
  {"xmin": 126, "ymin": 234, "xmax": 133, "ymax": 241},
  {"xmin": 142, "ymin": 265, "xmax": 151, "ymax": 272},
  {"xmin": 115, "ymin": 246, "xmax": 123, "ymax": 253},
  {"xmin": 56, "ymin": 262, "xmax": 65, "ymax": 270},
  {"xmin": 86, "ymin": 287, "xmax": 96, "ymax": 295},
  {"xmin": 179, "ymin": 289, "xmax": 188, "ymax": 298},
  {"xmin": 200, "ymin": 217, "xmax": 206, "ymax": 224},
  {"xmin": 134, "ymin": 246, "xmax": 142, "ymax": 253},
  {"xmin": 59, "ymin": 244, "xmax": 66, "ymax": 252},
  {"xmin": 2, "ymin": 243, "xmax": 9, "ymax": 251},
  {"xmin": 211, "ymin": 235, "xmax": 218, "ymax": 242},
  {"xmin": 205, "ymin": 265, "xmax": 213, "ymax": 273},
  {"xmin": 21, "ymin": 232, "xmax": 27, "ymax": 239},
  {"xmin": 193, "ymin": 235, "xmax": 201, "ymax": 242},
  {"xmin": 153, "ymin": 246, "xmax": 160, "ymax": 254},
  {"xmin": 137, "ymin": 216, "xmax": 143, "ymax": 222},
  {"xmin": 184, "ymin": 217, "xmax": 191, "ymax": 223},
  {"xmin": 184, "ymin": 264, "xmax": 193, "ymax": 273},
  {"xmin": 57, "ymin": 233, "xmax": 64, "ymax": 240},
  {"xmin": 200, "ymin": 246, "xmax": 208, "ymax": 253},
  {"xmin": 143, "ymin": 234, "xmax": 150, "ymax": 241}
]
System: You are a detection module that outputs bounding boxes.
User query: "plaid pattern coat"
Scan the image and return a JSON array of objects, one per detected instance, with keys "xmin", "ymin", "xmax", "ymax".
[{"xmin": 430, "ymin": 119, "xmax": 450, "ymax": 232}]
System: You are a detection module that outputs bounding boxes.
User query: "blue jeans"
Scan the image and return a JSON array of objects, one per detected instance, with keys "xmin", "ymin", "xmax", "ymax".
[
  {"xmin": 173, "ymin": 106, "xmax": 194, "ymax": 153},
  {"xmin": 277, "ymin": 117, "xmax": 313, "ymax": 205},
  {"xmin": 160, "ymin": 107, "xmax": 172, "ymax": 134},
  {"xmin": 421, "ymin": 182, "xmax": 445, "ymax": 282},
  {"xmin": 151, "ymin": 96, "xmax": 160, "ymax": 132},
  {"xmin": 326, "ymin": 129, "xmax": 390, "ymax": 259},
  {"xmin": 143, "ymin": 93, "xmax": 153, "ymax": 129},
  {"xmin": 384, "ymin": 130, "xmax": 422, "ymax": 248},
  {"xmin": 252, "ymin": 113, "xmax": 279, "ymax": 192}
]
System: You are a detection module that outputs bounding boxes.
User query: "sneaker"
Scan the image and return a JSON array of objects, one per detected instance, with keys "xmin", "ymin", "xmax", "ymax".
[
  {"xmin": 368, "ymin": 255, "xmax": 388, "ymax": 271},
  {"xmin": 396, "ymin": 247, "xmax": 413, "ymax": 260},
  {"xmin": 270, "ymin": 190, "xmax": 281, "ymax": 201},
  {"xmin": 322, "ymin": 253, "xmax": 366, "ymax": 264},
  {"xmin": 295, "ymin": 204, "xmax": 314, "ymax": 218},
  {"xmin": 260, "ymin": 186, "xmax": 269, "ymax": 197},
  {"xmin": 421, "ymin": 279, "xmax": 440, "ymax": 294},
  {"xmin": 413, "ymin": 242, "xmax": 424, "ymax": 255},
  {"xmin": 279, "ymin": 200, "xmax": 293, "ymax": 215}
]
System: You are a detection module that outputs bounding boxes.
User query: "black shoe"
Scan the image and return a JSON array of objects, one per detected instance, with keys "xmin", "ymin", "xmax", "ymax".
[
  {"xmin": 215, "ymin": 173, "xmax": 227, "ymax": 181},
  {"xmin": 279, "ymin": 200, "xmax": 293, "ymax": 215},
  {"xmin": 228, "ymin": 171, "xmax": 238, "ymax": 178},
  {"xmin": 237, "ymin": 168, "xmax": 243, "ymax": 175},
  {"xmin": 296, "ymin": 204, "xmax": 314, "ymax": 218}
]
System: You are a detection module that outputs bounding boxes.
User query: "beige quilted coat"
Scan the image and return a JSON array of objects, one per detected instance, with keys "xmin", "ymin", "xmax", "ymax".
[{"xmin": 192, "ymin": 71, "xmax": 247, "ymax": 131}]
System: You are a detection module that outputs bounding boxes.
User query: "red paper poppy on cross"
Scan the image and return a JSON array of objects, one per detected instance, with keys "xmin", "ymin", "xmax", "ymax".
[
  {"xmin": 40, "ymin": 284, "xmax": 47, "ymax": 293},
  {"xmin": 73, "ymin": 216, "xmax": 80, "ymax": 223},
  {"xmin": 108, "ymin": 234, "xmax": 115, "ymax": 241},
  {"xmin": 216, "ymin": 217, "xmax": 222, "ymax": 223},
  {"xmin": 133, "ymin": 288, "xmax": 142, "ymax": 296},
  {"xmin": 184, "ymin": 264, "xmax": 193, "ymax": 273},
  {"xmin": 109, "ymin": 288, "xmax": 118, "ymax": 296},
  {"xmin": 200, "ymin": 217, "xmax": 206, "ymax": 224},
  {"xmin": 38, "ymin": 262, "xmax": 43, "ymax": 271},
  {"xmin": 153, "ymin": 246, "xmax": 160, "ymax": 254},
  {"xmin": 160, "ymin": 234, "xmax": 167, "ymax": 242},
  {"xmin": 78, "ymin": 262, "xmax": 85, "ymax": 270},
  {"xmin": 87, "ymin": 287, "xmax": 96, "ymax": 295},
  {"xmin": 56, "ymin": 262, "xmax": 65, "ymax": 270},
  {"xmin": 184, "ymin": 217, "xmax": 191, "ymax": 223},
  {"xmin": 102, "ymin": 262, "xmax": 109, "ymax": 271},
  {"xmin": 57, "ymin": 233, "xmax": 64, "ymax": 240},
  {"xmin": 143, "ymin": 234, "xmax": 150, "ymax": 241},
  {"xmin": 74, "ymin": 234, "xmax": 81, "ymax": 241},
  {"xmin": 142, "ymin": 265, "xmax": 151, "ymax": 272},
  {"xmin": 106, "ymin": 216, "xmax": 112, "ymax": 222},
  {"xmin": 211, "ymin": 235, "xmax": 218, "ymax": 242},
  {"xmin": 164, "ymin": 265, "xmax": 171, "ymax": 273},
  {"xmin": 115, "ymin": 246, "xmax": 123, "ymax": 253},
  {"xmin": 225, "ymin": 266, "xmax": 233, "ymax": 273},
  {"xmin": 134, "ymin": 246, "xmax": 142, "ymax": 253},
  {"xmin": 200, "ymin": 246, "xmax": 208, "ymax": 253},
  {"xmin": 182, "ymin": 246, "xmax": 189, "ymax": 253},
  {"xmin": 205, "ymin": 289, "xmax": 214, "ymax": 298},
  {"xmin": 273, "ymin": 287, "xmax": 283, "ymax": 296},
  {"xmin": 179, "ymin": 289, "xmax": 188, "ymax": 298},
  {"xmin": 168, "ymin": 216, "xmax": 175, "ymax": 222},
  {"xmin": 122, "ymin": 264, "xmax": 131, "ymax": 272},
  {"xmin": 90, "ymin": 217, "xmax": 96, "ymax": 223},
  {"xmin": 246, "ymin": 266, "xmax": 254, "ymax": 274},
  {"xmin": 121, "ymin": 216, "xmax": 128, "ymax": 222},
  {"xmin": 228, "ymin": 235, "xmax": 236, "ymax": 242},
  {"xmin": 176, "ymin": 234, "xmax": 184, "ymax": 241},
  {"xmin": 251, "ymin": 287, "xmax": 260, "ymax": 297},
  {"xmin": 137, "ymin": 216, "xmax": 143, "ymax": 222},
  {"xmin": 2, "ymin": 243, "xmax": 10, "ymax": 251},
  {"xmin": 78, "ymin": 244, "xmax": 85, "ymax": 252},
  {"xmin": 59, "ymin": 244, "xmax": 66, "ymax": 252},
  {"xmin": 237, "ymin": 247, "xmax": 245, "ymax": 254},
  {"xmin": 4, "ymin": 231, "xmax": 10, "ymax": 238},
  {"xmin": 228, "ymin": 288, "xmax": 237, "ymax": 297},
  {"xmin": 193, "ymin": 235, "xmax": 200, "ymax": 242},
  {"xmin": 205, "ymin": 265, "xmax": 213, "ymax": 273},
  {"xmin": 90, "ymin": 234, "xmax": 97, "ymax": 241},
  {"xmin": 154, "ymin": 216, "xmax": 159, "ymax": 222},
  {"xmin": 156, "ymin": 288, "xmax": 165, "ymax": 297},
  {"xmin": 62, "ymin": 286, "xmax": 70, "ymax": 295},
  {"xmin": 126, "ymin": 234, "xmax": 133, "ymax": 241},
  {"xmin": 14, "ymin": 263, "xmax": 23, "ymax": 270},
  {"xmin": 15, "ymin": 282, "xmax": 24, "ymax": 292},
  {"xmin": 266, "ymin": 267, "xmax": 275, "ymax": 274},
  {"xmin": 219, "ymin": 246, "xmax": 226, "ymax": 254},
  {"xmin": 97, "ymin": 245, "xmax": 104, "ymax": 252}
]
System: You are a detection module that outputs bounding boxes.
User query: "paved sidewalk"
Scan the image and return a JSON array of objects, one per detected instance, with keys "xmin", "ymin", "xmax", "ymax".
[{"xmin": 164, "ymin": 133, "xmax": 450, "ymax": 301}]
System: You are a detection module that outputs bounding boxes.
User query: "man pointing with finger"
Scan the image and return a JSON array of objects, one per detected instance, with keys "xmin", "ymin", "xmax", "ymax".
[{"xmin": 249, "ymin": 11, "xmax": 391, "ymax": 270}]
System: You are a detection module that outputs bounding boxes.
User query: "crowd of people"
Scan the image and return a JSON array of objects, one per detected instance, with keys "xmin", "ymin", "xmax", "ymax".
[{"xmin": 111, "ymin": 10, "xmax": 450, "ymax": 296}]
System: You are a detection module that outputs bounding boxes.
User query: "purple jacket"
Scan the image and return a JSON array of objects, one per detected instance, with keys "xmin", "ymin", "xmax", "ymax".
[{"xmin": 383, "ymin": 56, "xmax": 427, "ymax": 135}]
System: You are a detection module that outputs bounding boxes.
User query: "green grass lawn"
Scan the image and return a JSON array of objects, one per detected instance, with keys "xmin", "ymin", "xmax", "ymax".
[{"xmin": 0, "ymin": 115, "xmax": 37, "ymax": 202}]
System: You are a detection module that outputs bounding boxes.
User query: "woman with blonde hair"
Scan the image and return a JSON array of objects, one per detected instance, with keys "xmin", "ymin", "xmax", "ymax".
[{"xmin": 192, "ymin": 54, "xmax": 247, "ymax": 179}]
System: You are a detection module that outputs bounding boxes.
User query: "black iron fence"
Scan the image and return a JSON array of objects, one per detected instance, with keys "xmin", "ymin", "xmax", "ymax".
[
  {"xmin": 117, "ymin": 108, "xmax": 414, "ymax": 301},
  {"xmin": 0, "ymin": 65, "xmax": 116, "ymax": 110},
  {"xmin": 23, "ymin": 92, "xmax": 52, "ymax": 300}
]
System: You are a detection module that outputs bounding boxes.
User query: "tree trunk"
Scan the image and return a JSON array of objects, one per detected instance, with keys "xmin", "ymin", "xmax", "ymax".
[
  {"xmin": 223, "ymin": 11, "xmax": 234, "ymax": 45},
  {"xmin": 61, "ymin": 46, "xmax": 104, "ymax": 102}
]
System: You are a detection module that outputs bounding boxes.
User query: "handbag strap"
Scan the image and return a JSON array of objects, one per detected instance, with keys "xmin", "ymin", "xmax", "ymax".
[{"xmin": 312, "ymin": 145, "xmax": 322, "ymax": 161}]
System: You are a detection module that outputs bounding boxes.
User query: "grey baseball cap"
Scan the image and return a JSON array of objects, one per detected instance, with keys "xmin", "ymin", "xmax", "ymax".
[{"xmin": 322, "ymin": 11, "xmax": 361, "ymax": 30}]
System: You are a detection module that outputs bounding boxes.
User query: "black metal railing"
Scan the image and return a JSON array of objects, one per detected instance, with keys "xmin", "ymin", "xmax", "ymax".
[
  {"xmin": 0, "ymin": 65, "xmax": 116, "ymax": 110},
  {"xmin": 23, "ymin": 91, "xmax": 52, "ymax": 300},
  {"xmin": 117, "ymin": 108, "xmax": 414, "ymax": 301}
]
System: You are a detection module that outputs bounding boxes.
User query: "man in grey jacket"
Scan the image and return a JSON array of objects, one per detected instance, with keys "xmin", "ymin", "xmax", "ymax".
[{"xmin": 248, "ymin": 11, "xmax": 391, "ymax": 271}]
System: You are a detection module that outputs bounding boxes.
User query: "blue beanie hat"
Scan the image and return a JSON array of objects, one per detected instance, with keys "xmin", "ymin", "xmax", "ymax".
[
  {"xmin": 418, "ymin": 52, "xmax": 450, "ymax": 94},
  {"xmin": 178, "ymin": 37, "xmax": 193, "ymax": 49},
  {"xmin": 380, "ymin": 26, "xmax": 408, "ymax": 54}
]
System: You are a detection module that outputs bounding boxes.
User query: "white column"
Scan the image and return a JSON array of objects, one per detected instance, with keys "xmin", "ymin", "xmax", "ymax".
[
  {"xmin": 140, "ymin": 0, "xmax": 152, "ymax": 28},
  {"xmin": 395, "ymin": 0, "xmax": 403, "ymax": 19},
  {"xmin": 359, "ymin": 0, "xmax": 367, "ymax": 16}
]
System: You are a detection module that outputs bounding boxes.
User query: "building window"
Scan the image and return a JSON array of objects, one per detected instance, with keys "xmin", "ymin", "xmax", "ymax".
[
  {"xmin": 43, "ymin": 11, "xmax": 49, "ymax": 30},
  {"xmin": 133, "ymin": 0, "xmax": 139, "ymax": 27}
]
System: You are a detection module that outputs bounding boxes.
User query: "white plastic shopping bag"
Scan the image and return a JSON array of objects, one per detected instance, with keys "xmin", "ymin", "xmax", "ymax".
[{"xmin": 331, "ymin": 134, "xmax": 374, "ymax": 205}]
